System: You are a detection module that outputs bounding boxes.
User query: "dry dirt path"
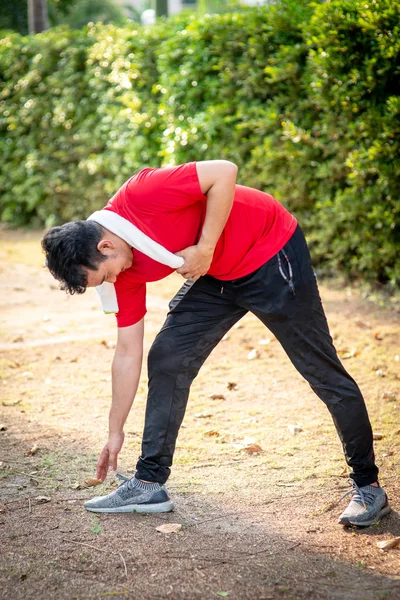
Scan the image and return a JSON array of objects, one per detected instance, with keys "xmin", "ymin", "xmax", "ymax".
[{"xmin": 1, "ymin": 229, "xmax": 400, "ymax": 600}]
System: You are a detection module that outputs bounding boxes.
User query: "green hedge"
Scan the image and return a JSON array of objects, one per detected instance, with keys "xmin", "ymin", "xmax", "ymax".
[{"xmin": 0, "ymin": 0, "xmax": 399, "ymax": 286}]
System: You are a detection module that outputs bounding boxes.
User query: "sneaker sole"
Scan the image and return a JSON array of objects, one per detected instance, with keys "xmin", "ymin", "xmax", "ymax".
[
  {"xmin": 84, "ymin": 500, "xmax": 174, "ymax": 514},
  {"xmin": 343, "ymin": 504, "xmax": 392, "ymax": 527}
]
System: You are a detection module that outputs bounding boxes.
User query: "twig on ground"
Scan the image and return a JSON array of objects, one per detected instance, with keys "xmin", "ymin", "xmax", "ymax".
[
  {"xmin": 16, "ymin": 471, "xmax": 47, "ymax": 481},
  {"xmin": 63, "ymin": 538, "xmax": 128, "ymax": 579},
  {"xmin": 72, "ymin": 591, "xmax": 131, "ymax": 599},
  {"xmin": 161, "ymin": 541, "xmax": 301, "ymax": 564},
  {"xmin": 28, "ymin": 498, "xmax": 31, "ymax": 514},
  {"xmin": 118, "ymin": 552, "xmax": 128, "ymax": 579},
  {"xmin": 185, "ymin": 512, "xmax": 240, "ymax": 527},
  {"xmin": 222, "ymin": 541, "xmax": 301, "ymax": 557}
]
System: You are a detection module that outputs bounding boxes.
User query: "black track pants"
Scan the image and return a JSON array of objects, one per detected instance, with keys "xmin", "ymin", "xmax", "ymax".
[{"xmin": 136, "ymin": 226, "xmax": 378, "ymax": 487}]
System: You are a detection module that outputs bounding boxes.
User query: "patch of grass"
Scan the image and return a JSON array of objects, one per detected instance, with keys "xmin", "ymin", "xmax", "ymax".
[
  {"xmin": 356, "ymin": 560, "xmax": 366, "ymax": 568},
  {"xmin": 90, "ymin": 515, "xmax": 103, "ymax": 536},
  {"xmin": 0, "ymin": 466, "xmax": 17, "ymax": 480}
]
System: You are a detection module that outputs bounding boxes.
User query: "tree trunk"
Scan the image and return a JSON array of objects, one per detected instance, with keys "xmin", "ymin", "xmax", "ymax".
[
  {"xmin": 154, "ymin": 0, "xmax": 168, "ymax": 18},
  {"xmin": 28, "ymin": 0, "xmax": 49, "ymax": 34}
]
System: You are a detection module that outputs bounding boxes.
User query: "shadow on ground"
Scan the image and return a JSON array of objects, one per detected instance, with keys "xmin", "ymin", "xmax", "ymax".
[{"xmin": 1, "ymin": 417, "xmax": 400, "ymax": 600}]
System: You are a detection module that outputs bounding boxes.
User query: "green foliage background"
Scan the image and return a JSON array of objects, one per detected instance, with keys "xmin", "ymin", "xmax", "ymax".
[{"xmin": 0, "ymin": 0, "xmax": 399, "ymax": 286}]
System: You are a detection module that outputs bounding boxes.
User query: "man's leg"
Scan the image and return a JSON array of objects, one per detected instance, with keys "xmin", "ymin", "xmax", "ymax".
[
  {"xmin": 136, "ymin": 277, "xmax": 247, "ymax": 483},
  {"xmin": 236, "ymin": 226, "xmax": 378, "ymax": 487},
  {"xmin": 233, "ymin": 226, "xmax": 389, "ymax": 525}
]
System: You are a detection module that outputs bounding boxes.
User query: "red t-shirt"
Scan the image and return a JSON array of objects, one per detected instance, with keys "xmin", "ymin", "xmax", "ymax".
[{"xmin": 103, "ymin": 162, "xmax": 297, "ymax": 327}]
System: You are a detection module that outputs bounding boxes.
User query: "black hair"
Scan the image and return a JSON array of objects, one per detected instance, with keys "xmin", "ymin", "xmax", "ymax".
[{"xmin": 41, "ymin": 220, "xmax": 107, "ymax": 294}]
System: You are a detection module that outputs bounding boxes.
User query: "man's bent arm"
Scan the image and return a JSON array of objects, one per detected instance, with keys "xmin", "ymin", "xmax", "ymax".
[
  {"xmin": 176, "ymin": 160, "xmax": 238, "ymax": 280},
  {"xmin": 96, "ymin": 319, "xmax": 144, "ymax": 481},
  {"xmin": 196, "ymin": 159, "xmax": 238, "ymax": 252}
]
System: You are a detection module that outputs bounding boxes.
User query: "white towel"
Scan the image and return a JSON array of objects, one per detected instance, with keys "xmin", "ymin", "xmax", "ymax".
[{"xmin": 87, "ymin": 210, "xmax": 184, "ymax": 314}]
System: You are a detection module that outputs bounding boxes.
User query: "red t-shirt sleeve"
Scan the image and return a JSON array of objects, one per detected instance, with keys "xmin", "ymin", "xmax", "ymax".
[
  {"xmin": 126, "ymin": 162, "xmax": 206, "ymax": 213},
  {"xmin": 114, "ymin": 279, "xmax": 146, "ymax": 328}
]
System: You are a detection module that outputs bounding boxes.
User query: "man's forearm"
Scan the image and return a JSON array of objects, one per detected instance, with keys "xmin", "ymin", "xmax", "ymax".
[
  {"xmin": 175, "ymin": 161, "xmax": 238, "ymax": 281},
  {"xmin": 109, "ymin": 352, "xmax": 143, "ymax": 434},
  {"xmin": 198, "ymin": 161, "xmax": 238, "ymax": 253}
]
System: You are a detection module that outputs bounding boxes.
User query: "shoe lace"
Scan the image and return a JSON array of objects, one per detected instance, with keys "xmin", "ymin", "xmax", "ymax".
[
  {"xmin": 339, "ymin": 481, "xmax": 377, "ymax": 510},
  {"xmin": 115, "ymin": 472, "xmax": 134, "ymax": 489}
]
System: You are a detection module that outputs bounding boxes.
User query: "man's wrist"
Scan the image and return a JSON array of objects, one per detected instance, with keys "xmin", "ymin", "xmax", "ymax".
[
  {"xmin": 109, "ymin": 427, "xmax": 124, "ymax": 436},
  {"xmin": 197, "ymin": 239, "xmax": 215, "ymax": 255}
]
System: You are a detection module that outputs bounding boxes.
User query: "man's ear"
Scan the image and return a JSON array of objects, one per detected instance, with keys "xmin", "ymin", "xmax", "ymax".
[{"xmin": 97, "ymin": 239, "xmax": 115, "ymax": 255}]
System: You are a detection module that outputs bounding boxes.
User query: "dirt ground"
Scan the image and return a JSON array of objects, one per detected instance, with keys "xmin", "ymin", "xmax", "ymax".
[{"xmin": 1, "ymin": 228, "xmax": 399, "ymax": 600}]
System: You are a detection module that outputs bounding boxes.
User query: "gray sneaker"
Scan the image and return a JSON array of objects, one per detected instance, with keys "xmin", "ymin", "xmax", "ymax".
[
  {"xmin": 84, "ymin": 474, "xmax": 174, "ymax": 514},
  {"xmin": 338, "ymin": 483, "xmax": 391, "ymax": 527}
]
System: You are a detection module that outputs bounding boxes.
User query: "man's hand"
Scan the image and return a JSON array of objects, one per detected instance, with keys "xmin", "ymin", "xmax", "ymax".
[
  {"xmin": 96, "ymin": 431, "xmax": 125, "ymax": 482},
  {"xmin": 176, "ymin": 244, "xmax": 214, "ymax": 280}
]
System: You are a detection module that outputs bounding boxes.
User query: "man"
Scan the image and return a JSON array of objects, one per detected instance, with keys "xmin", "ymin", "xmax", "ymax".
[{"xmin": 42, "ymin": 160, "xmax": 390, "ymax": 526}]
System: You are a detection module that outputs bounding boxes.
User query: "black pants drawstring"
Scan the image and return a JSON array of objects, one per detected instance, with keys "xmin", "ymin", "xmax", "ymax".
[{"xmin": 278, "ymin": 249, "xmax": 295, "ymax": 295}]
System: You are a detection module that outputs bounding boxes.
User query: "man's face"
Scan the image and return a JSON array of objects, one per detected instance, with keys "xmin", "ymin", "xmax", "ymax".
[
  {"xmin": 85, "ymin": 238, "xmax": 133, "ymax": 288},
  {"xmin": 85, "ymin": 254, "xmax": 129, "ymax": 287}
]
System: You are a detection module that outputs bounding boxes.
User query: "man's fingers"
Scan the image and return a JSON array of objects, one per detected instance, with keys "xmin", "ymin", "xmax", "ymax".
[
  {"xmin": 178, "ymin": 271, "xmax": 192, "ymax": 279},
  {"xmin": 96, "ymin": 447, "xmax": 109, "ymax": 481},
  {"xmin": 109, "ymin": 452, "xmax": 118, "ymax": 472}
]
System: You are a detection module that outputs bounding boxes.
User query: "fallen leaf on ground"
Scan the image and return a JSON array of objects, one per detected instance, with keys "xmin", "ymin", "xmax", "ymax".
[
  {"xmin": 74, "ymin": 478, "xmax": 102, "ymax": 490},
  {"xmin": 27, "ymin": 444, "xmax": 39, "ymax": 456},
  {"xmin": 373, "ymin": 433, "xmax": 384, "ymax": 440},
  {"xmin": 156, "ymin": 523, "xmax": 182, "ymax": 534},
  {"xmin": 209, "ymin": 393, "xmax": 225, "ymax": 400},
  {"xmin": 243, "ymin": 444, "xmax": 263, "ymax": 455},
  {"xmin": 377, "ymin": 538, "xmax": 400, "ymax": 551},
  {"xmin": 247, "ymin": 348, "xmax": 259, "ymax": 360},
  {"xmin": 194, "ymin": 412, "xmax": 213, "ymax": 419},
  {"xmin": 355, "ymin": 319, "xmax": 370, "ymax": 329},
  {"xmin": 288, "ymin": 425, "xmax": 303, "ymax": 435},
  {"xmin": 339, "ymin": 467, "xmax": 348, "ymax": 477},
  {"xmin": 382, "ymin": 392, "xmax": 397, "ymax": 401},
  {"xmin": 101, "ymin": 340, "xmax": 116, "ymax": 349},
  {"xmin": 227, "ymin": 382, "xmax": 238, "ymax": 391},
  {"xmin": 35, "ymin": 496, "xmax": 51, "ymax": 503},
  {"xmin": 204, "ymin": 430, "xmax": 221, "ymax": 437},
  {"xmin": 337, "ymin": 348, "xmax": 359, "ymax": 359},
  {"xmin": 216, "ymin": 593, "xmax": 230, "ymax": 598},
  {"xmin": 374, "ymin": 332, "xmax": 383, "ymax": 341}
]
